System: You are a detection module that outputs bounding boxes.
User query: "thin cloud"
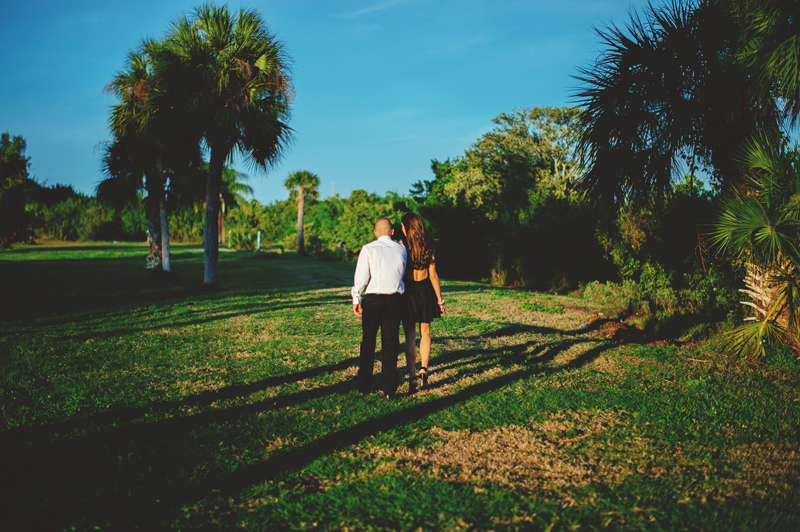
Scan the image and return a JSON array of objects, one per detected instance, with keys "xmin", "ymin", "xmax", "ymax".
[
  {"xmin": 335, "ymin": 0, "xmax": 412, "ymax": 19},
  {"xmin": 421, "ymin": 34, "xmax": 493, "ymax": 58}
]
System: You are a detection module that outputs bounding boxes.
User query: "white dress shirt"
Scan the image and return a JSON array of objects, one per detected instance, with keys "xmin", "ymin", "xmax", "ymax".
[{"xmin": 351, "ymin": 235, "xmax": 407, "ymax": 305}]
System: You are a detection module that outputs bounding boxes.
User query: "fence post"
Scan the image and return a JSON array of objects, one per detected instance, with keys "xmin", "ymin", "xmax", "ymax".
[{"xmin": 256, "ymin": 230, "xmax": 261, "ymax": 252}]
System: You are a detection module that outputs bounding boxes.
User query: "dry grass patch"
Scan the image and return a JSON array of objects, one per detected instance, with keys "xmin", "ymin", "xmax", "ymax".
[
  {"xmin": 347, "ymin": 409, "xmax": 633, "ymax": 501},
  {"xmin": 344, "ymin": 408, "xmax": 800, "ymax": 508}
]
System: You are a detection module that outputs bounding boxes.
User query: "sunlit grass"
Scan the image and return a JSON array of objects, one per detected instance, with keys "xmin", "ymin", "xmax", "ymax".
[{"xmin": 1, "ymin": 242, "xmax": 799, "ymax": 531}]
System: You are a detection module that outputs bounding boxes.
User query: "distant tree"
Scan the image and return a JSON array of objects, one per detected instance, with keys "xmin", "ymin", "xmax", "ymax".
[
  {"xmin": 408, "ymin": 108, "xmax": 603, "ymax": 285},
  {"xmin": 0, "ymin": 133, "xmax": 31, "ymax": 187},
  {"xmin": 284, "ymin": 170, "xmax": 319, "ymax": 254},
  {"xmin": 218, "ymin": 167, "xmax": 254, "ymax": 246},
  {"xmin": 162, "ymin": 162, "xmax": 255, "ymax": 246},
  {"xmin": 425, "ymin": 107, "xmax": 583, "ymax": 223},
  {"xmin": 332, "ymin": 190, "xmax": 399, "ymax": 252},
  {"xmin": 221, "ymin": 167, "xmax": 254, "ymax": 209},
  {"xmin": 0, "ymin": 133, "xmax": 37, "ymax": 246},
  {"xmin": 524, "ymin": 107, "xmax": 585, "ymax": 195},
  {"xmin": 156, "ymin": 4, "xmax": 294, "ymax": 285}
]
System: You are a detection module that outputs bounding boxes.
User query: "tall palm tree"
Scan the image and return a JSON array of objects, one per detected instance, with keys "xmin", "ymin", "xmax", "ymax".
[
  {"xmin": 573, "ymin": 0, "xmax": 782, "ymax": 204},
  {"xmin": 710, "ymin": 134, "xmax": 800, "ymax": 359},
  {"xmin": 157, "ymin": 4, "xmax": 294, "ymax": 285},
  {"xmin": 284, "ymin": 170, "xmax": 320, "ymax": 254}
]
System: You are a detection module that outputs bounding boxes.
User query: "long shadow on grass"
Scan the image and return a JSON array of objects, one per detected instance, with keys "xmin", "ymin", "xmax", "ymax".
[
  {"xmin": 151, "ymin": 342, "xmax": 613, "ymax": 528},
  {"xmin": 435, "ymin": 320, "xmax": 587, "ymax": 342},
  {"xmin": 2, "ymin": 336, "xmax": 612, "ymax": 530},
  {"xmin": 50, "ymin": 292, "xmax": 348, "ymax": 341},
  {"xmin": 3, "ymin": 354, "xmax": 359, "ymax": 445},
  {"xmin": 6, "ymin": 318, "xmax": 559, "ymax": 445},
  {"xmin": 421, "ymin": 338, "xmax": 587, "ymax": 392},
  {"xmin": 3, "ymin": 333, "xmax": 582, "ymax": 447}
]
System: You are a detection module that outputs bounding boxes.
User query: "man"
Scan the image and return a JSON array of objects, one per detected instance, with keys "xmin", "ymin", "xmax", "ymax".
[{"xmin": 351, "ymin": 217, "xmax": 407, "ymax": 398}]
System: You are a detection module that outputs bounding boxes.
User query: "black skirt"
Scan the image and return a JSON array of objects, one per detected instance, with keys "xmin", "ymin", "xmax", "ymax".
[{"xmin": 403, "ymin": 277, "xmax": 441, "ymax": 324}]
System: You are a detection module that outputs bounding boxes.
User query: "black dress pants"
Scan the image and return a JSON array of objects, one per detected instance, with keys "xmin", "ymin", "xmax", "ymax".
[{"xmin": 358, "ymin": 293, "xmax": 401, "ymax": 396}]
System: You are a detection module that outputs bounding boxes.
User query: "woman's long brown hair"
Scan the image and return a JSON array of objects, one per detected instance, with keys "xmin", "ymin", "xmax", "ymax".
[{"xmin": 402, "ymin": 212, "xmax": 434, "ymax": 270}]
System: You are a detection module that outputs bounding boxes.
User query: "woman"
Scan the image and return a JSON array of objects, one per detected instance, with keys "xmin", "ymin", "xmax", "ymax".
[{"xmin": 401, "ymin": 212, "xmax": 445, "ymax": 392}]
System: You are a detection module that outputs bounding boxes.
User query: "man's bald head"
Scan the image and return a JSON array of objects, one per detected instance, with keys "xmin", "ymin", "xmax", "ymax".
[{"xmin": 374, "ymin": 218, "xmax": 393, "ymax": 237}]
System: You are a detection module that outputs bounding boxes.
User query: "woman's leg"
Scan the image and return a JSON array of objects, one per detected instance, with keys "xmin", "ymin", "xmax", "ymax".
[
  {"xmin": 403, "ymin": 320, "xmax": 417, "ymax": 380},
  {"xmin": 419, "ymin": 321, "xmax": 432, "ymax": 374}
]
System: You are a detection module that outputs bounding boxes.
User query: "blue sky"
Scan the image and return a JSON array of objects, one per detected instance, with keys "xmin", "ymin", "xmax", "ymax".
[{"xmin": 1, "ymin": 0, "xmax": 649, "ymax": 204}]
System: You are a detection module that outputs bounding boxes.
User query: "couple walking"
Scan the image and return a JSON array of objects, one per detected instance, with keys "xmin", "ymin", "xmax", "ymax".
[{"xmin": 350, "ymin": 213, "xmax": 445, "ymax": 398}]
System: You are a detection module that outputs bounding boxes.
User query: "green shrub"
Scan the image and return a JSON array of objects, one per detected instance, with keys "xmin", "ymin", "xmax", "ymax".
[
  {"xmin": 169, "ymin": 205, "xmax": 203, "ymax": 243},
  {"xmin": 28, "ymin": 195, "xmax": 114, "ymax": 241},
  {"xmin": 227, "ymin": 227, "xmax": 259, "ymax": 251}
]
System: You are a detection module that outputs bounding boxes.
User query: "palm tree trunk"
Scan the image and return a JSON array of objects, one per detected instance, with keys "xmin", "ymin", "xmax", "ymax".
[
  {"xmin": 742, "ymin": 261, "xmax": 792, "ymax": 331},
  {"xmin": 156, "ymin": 157, "xmax": 171, "ymax": 273},
  {"xmin": 297, "ymin": 189, "xmax": 305, "ymax": 255},
  {"xmin": 204, "ymin": 149, "xmax": 224, "ymax": 285},
  {"xmin": 145, "ymin": 197, "xmax": 162, "ymax": 270}
]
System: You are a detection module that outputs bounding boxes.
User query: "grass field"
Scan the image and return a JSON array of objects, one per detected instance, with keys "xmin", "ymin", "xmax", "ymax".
[{"xmin": 1, "ymin": 242, "xmax": 799, "ymax": 531}]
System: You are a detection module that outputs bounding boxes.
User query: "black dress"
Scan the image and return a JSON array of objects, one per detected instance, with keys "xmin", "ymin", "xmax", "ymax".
[{"xmin": 404, "ymin": 276, "xmax": 441, "ymax": 323}]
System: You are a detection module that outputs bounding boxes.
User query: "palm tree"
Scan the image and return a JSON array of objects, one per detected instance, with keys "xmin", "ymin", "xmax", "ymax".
[
  {"xmin": 220, "ymin": 167, "xmax": 255, "ymax": 246},
  {"xmin": 97, "ymin": 137, "xmax": 162, "ymax": 267},
  {"xmin": 284, "ymin": 170, "xmax": 320, "ymax": 254},
  {"xmin": 710, "ymin": 134, "xmax": 800, "ymax": 359},
  {"xmin": 573, "ymin": 0, "xmax": 782, "ymax": 204},
  {"xmin": 104, "ymin": 41, "xmax": 196, "ymax": 272},
  {"xmin": 156, "ymin": 4, "xmax": 293, "ymax": 285},
  {"xmin": 738, "ymin": 0, "xmax": 800, "ymax": 122},
  {"xmin": 222, "ymin": 167, "xmax": 255, "ymax": 209}
]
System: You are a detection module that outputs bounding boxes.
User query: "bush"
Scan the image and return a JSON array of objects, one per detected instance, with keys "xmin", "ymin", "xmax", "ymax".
[
  {"xmin": 227, "ymin": 227, "xmax": 259, "ymax": 251},
  {"xmin": 169, "ymin": 205, "xmax": 204, "ymax": 243},
  {"xmin": 28, "ymin": 195, "xmax": 115, "ymax": 241}
]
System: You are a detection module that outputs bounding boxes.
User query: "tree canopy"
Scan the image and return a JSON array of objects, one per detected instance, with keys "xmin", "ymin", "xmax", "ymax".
[{"xmin": 574, "ymin": 0, "xmax": 785, "ymax": 204}]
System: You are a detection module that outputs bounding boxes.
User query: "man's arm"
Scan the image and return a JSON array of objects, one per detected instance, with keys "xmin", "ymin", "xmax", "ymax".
[{"xmin": 351, "ymin": 247, "xmax": 370, "ymax": 310}]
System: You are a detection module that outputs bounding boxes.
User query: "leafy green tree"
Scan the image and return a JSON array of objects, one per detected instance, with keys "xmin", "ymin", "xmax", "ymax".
[
  {"xmin": 408, "ymin": 108, "xmax": 590, "ymax": 284},
  {"xmin": 307, "ymin": 194, "xmax": 345, "ymax": 251},
  {"xmin": 574, "ymin": 0, "xmax": 782, "ymax": 204},
  {"xmin": 507, "ymin": 107, "xmax": 584, "ymax": 197},
  {"xmin": 334, "ymin": 190, "xmax": 400, "ymax": 252},
  {"xmin": 284, "ymin": 170, "xmax": 319, "ymax": 254},
  {"xmin": 157, "ymin": 4, "xmax": 293, "ymax": 285},
  {"xmin": 421, "ymin": 107, "xmax": 584, "ymax": 222}
]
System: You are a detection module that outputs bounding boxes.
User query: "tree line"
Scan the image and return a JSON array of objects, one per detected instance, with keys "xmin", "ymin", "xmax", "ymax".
[{"xmin": 0, "ymin": 134, "xmax": 404, "ymax": 259}]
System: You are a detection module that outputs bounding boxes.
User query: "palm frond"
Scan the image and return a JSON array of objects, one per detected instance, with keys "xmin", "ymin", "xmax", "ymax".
[{"xmin": 722, "ymin": 318, "xmax": 789, "ymax": 360}]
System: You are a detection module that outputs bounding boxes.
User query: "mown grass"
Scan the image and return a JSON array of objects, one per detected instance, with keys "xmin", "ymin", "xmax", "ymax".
[{"xmin": 1, "ymin": 242, "xmax": 799, "ymax": 531}]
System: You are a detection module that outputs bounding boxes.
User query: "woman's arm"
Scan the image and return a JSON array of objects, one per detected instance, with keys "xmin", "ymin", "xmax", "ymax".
[{"xmin": 429, "ymin": 258, "xmax": 445, "ymax": 312}]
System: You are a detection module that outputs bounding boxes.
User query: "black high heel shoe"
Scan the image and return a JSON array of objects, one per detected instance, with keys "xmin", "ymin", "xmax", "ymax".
[{"xmin": 419, "ymin": 367, "xmax": 428, "ymax": 388}]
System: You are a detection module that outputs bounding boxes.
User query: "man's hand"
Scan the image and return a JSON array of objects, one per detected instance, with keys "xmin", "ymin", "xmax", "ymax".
[{"xmin": 353, "ymin": 303, "xmax": 362, "ymax": 317}]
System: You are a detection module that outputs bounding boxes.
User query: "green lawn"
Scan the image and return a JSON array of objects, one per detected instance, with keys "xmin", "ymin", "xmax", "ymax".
[{"xmin": 1, "ymin": 242, "xmax": 798, "ymax": 531}]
